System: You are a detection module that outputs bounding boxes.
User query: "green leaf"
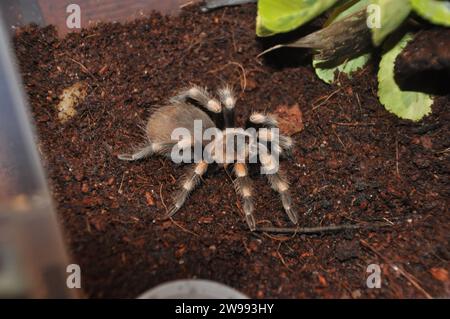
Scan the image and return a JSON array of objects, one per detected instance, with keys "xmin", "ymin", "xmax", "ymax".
[
  {"xmin": 256, "ymin": 16, "xmax": 277, "ymax": 37},
  {"xmin": 410, "ymin": 0, "xmax": 450, "ymax": 27},
  {"xmin": 378, "ymin": 33, "xmax": 433, "ymax": 121},
  {"xmin": 369, "ymin": 0, "xmax": 411, "ymax": 46},
  {"xmin": 314, "ymin": 54, "xmax": 371, "ymax": 84},
  {"xmin": 313, "ymin": 0, "xmax": 371, "ymax": 83},
  {"xmin": 256, "ymin": 0, "xmax": 339, "ymax": 37}
]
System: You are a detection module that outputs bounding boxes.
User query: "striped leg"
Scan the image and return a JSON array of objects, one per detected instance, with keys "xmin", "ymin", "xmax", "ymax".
[
  {"xmin": 257, "ymin": 128, "xmax": 293, "ymax": 156},
  {"xmin": 171, "ymin": 85, "xmax": 222, "ymax": 114},
  {"xmin": 249, "ymin": 112, "xmax": 278, "ymax": 128},
  {"xmin": 260, "ymin": 153, "xmax": 298, "ymax": 224},
  {"xmin": 218, "ymin": 85, "xmax": 236, "ymax": 128},
  {"xmin": 233, "ymin": 163, "xmax": 256, "ymax": 231},
  {"xmin": 118, "ymin": 141, "xmax": 183, "ymax": 161},
  {"xmin": 117, "ymin": 145, "xmax": 154, "ymax": 161},
  {"xmin": 249, "ymin": 112, "xmax": 293, "ymax": 155},
  {"xmin": 117, "ymin": 142, "xmax": 175, "ymax": 161},
  {"xmin": 167, "ymin": 160, "xmax": 209, "ymax": 217}
]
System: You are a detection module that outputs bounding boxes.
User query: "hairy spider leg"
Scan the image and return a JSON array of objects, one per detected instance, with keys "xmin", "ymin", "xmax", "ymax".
[
  {"xmin": 233, "ymin": 162, "xmax": 256, "ymax": 231},
  {"xmin": 171, "ymin": 85, "xmax": 222, "ymax": 114},
  {"xmin": 259, "ymin": 146, "xmax": 298, "ymax": 224},
  {"xmin": 249, "ymin": 112, "xmax": 293, "ymax": 156},
  {"xmin": 218, "ymin": 85, "xmax": 236, "ymax": 128},
  {"xmin": 167, "ymin": 160, "xmax": 209, "ymax": 217},
  {"xmin": 117, "ymin": 142, "xmax": 176, "ymax": 161}
]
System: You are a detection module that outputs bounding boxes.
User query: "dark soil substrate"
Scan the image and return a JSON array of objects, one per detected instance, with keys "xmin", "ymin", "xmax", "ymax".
[{"xmin": 13, "ymin": 4, "xmax": 449, "ymax": 298}]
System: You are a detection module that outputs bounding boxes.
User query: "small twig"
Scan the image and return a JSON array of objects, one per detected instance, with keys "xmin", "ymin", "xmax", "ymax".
[
  {"xmin": 84, "ymin": 33, "xmax": 99, "ymax": 39},
  {"xmin": 231, "ymin": 29, "xmax": 238, "ymax": 53},
  {"xmin": 169, "ymin": 218, "xmax": 200, "ymax": 237},
  {"xmin": 118, "ymin": 172, "xmax": 125, "ymax": 194},
  {"xmin": 310, "ymin": 88, "xmax": 341, "ymax": 112},
  {"xmin": 180, "ymin": 1, "xmax": 198, "ymax": 9},
  {"xmin": 159, "ymin": 183, "xmax": 168, "ymax": 214},
  {"xmin": 66, "ymin": 55, "xmax": 98, "ymax": 81},
  {"xmin": 207, "ymin": 61, "xmax": 247, "ymax": 93},
  {"xmin": 332, "ymin": 127, "xmax": 347, "ymax": 150},
  {"xmin": 335, "ymin": 59, "xmax": 349, "ymax": 85},
  {"xmin": 261, "ymin": 232, "xmax": 292, "ymax": 241},
  {"xmin": 355, "ymin": 92, "xmax": 362, "ymax": 113},
  {"xmin": 159, "ymin": 184, "xmax": 199, "ymax": 237},
  {"xmin": 256, "ymin": 222, "xmax": 391, "ymax": 234},
  {"xmin": 360, "ymin": 240, "xmax": 432, "ymax": 299},
  {"xmin": 68, "ymin": 57, "xmax": 89, "ymax": 73},
  {"xmin": 395, "ymin": 135, "xmax": 400, "ymax": 178},
  {"xmin": 229, "ymin": 61, "xmax": 247, "ymax": 93},
  {"xmin": 435, "ymin": 147, "xmax": 450, "ymax": 155},
  {"xmin": 276, "ymin": 246, "xmax": 293, "ymax": 272}
]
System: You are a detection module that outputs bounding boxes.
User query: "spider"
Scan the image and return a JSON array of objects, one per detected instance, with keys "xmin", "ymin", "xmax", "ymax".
[{"xmin": 117, "ymin": 85, "xmax": 298, "ymax": 231}]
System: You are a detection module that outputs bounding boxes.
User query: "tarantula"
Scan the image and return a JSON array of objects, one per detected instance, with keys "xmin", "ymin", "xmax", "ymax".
[{"xmin": 118, "ymin": 85, "xmax": 298, "ymax": 231}]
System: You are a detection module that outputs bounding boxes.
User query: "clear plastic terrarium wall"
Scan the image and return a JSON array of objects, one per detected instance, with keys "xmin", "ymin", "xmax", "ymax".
[{"xmin": 0, "ymin": 0, "xmax": 187, "ymax": 298}]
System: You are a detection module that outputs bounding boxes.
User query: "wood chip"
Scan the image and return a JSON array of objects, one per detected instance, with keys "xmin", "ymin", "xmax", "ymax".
[
  {"xmin": 145, "ymin": 191, "xmax": 155, "ymax": 206},
  {"xmin": 430, "ymin": 268, "xmax": 448, "ymax": 282},
  {"xmin": 274, "ymin": 103, "xmax": 304, "ymax": 136}
]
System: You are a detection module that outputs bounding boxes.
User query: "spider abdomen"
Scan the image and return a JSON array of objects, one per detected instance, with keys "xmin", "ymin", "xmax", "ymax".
[{"xmin": 146, "ymin": 103, "xmax": 216, "ymax": 145}]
